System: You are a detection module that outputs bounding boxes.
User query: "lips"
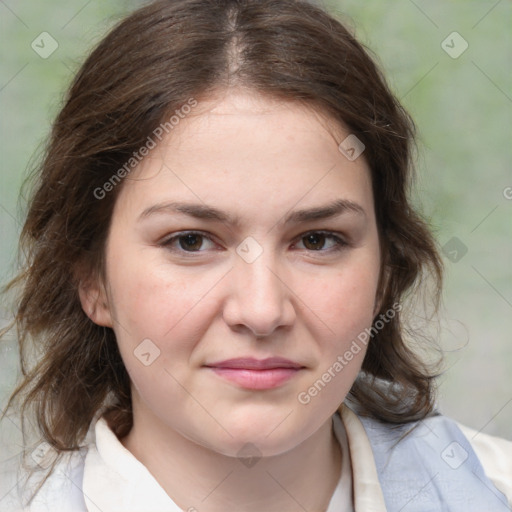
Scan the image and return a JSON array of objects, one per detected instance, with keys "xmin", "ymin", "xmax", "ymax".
[
  {"xmin": 205, "ymin": 357, "xmax": 303, "ymax": 370},
  {"xmin": 204, "ymin": 357, "xmax": 304, "ymax": 390}
]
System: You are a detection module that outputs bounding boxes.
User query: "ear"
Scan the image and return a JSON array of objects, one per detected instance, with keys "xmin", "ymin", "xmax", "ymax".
[{"xmin": 77, "ymin": 272, "xmax": 113, "ymax": 328}]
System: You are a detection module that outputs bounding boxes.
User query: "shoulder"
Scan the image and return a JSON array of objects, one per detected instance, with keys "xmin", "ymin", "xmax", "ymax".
[
  {"xmin": 456, "ymin": 421, "xmax": 512, "ymax": 506},
  {"xmin": 356, "ymin": 411, "xmax": 512, "ymax": 511},
  {"xmin": 11, "ymin": 448, "xmax": 89, "ymax": 512}
]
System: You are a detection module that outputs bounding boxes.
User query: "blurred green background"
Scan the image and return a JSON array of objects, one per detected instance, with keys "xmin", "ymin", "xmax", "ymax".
[{"xmin": 0, "ymin": 0, "xmax": 510, "ymax": 467}]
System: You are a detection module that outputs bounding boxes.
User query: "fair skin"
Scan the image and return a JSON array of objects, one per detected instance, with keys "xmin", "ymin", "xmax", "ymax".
[{"xmin": 80, "ymin": 89, "xmax": 382, "ymax": 512}]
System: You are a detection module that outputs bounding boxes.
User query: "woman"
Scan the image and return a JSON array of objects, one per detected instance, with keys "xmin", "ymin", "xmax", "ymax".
[{"xmin": 2, "ymin": 0, "xmax": 511, "ymax": 510}]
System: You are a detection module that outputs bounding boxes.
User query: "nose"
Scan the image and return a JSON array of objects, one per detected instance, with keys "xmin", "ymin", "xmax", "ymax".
[{"xmin": 222, "ymin": 248, "xmax": 296, "ymax": 339}]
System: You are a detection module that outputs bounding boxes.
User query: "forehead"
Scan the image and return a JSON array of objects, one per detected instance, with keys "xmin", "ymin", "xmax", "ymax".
[
  {"xmin": 115, "ymin": 90, "xmax": 375, "ymax": 225},
  {"xmin": 165, "ymin": 90, "xmax": 347, "ymax": 160}
]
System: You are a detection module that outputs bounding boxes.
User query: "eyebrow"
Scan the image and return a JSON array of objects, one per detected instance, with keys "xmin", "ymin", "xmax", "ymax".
[{"xmin": 138, "ymin": 198, "xmax": 366, "ymax": 226}]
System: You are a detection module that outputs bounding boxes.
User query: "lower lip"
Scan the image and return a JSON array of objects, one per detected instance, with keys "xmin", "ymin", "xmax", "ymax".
[{"xmin": 208, "ymin": 367, "xmax": 301, "ymax": 390}]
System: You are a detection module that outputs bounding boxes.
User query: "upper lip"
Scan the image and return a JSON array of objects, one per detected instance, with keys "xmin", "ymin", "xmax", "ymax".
[{"xmin": 205, "ymin": 357, "xmax": 303, "ymax": 370}]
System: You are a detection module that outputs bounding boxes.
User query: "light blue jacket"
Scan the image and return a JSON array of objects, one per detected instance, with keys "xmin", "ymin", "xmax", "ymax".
[{"xmin": 359, "ymin": 412, "xmax": 510, "ymax": 511}]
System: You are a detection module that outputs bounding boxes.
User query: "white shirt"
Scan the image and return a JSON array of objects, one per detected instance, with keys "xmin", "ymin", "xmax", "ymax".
[{"xmin": 4, "ymin": 404, "xmax": 512, "ymax": 511}]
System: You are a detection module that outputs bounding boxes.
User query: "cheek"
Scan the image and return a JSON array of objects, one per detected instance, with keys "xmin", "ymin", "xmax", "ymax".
[
  {"xmin": 104, "ymin": 259, "xmax": 209, "ymax": 411},
  {"xmin": 297, "ymin": 264, "xmax": 379, "ymax": 407},
  {"xmin": 301, "ymin": 254, "xmax": 380, "ymax": 403},
  {"xmin": 104, "ymin": 251, "xmax": 232, "ymax": 398},
  {"xmin": 313, "ymin": 258, "xmax": 380, "ymax": 336},
  {"xmin": 107, "ymin": 252, "xmax": 211, "ymax": 339}
]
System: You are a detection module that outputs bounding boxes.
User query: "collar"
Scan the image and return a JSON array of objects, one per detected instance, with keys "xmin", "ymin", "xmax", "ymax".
[{"xmin": 81, "ymin": 404, "xmax": 387, "ymax": 511}]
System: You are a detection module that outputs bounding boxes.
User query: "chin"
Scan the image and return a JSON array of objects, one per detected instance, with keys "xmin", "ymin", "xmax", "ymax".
[
  {"xmin": 208, "ymin": 431, "xmax": 305, "ymax": 460},
  {"xmin": 201, "ymin": 411, "xmax": 316, "ymax": 458}
]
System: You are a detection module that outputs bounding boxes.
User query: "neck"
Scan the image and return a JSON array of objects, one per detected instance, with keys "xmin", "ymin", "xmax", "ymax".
[{"xmin": 122, "ymin": 409, "xmax": 342, "ymax": 512}]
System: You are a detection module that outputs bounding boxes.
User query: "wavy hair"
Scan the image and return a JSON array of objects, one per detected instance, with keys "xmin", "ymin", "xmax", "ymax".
[{"xmin": 3, "ymin": 0, "xmax": 442, "ymax": 466}]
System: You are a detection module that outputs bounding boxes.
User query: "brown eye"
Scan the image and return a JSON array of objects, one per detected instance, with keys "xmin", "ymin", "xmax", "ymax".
[
  {"xmin": 178, "ymin": 233, "xmax": 204, "ymax": 251},
  {"xmin": 161, "ymin": 231, "xmax": 216, "ymax": 253},
  {"xmin": 302, "ymin": 232, "xmax": 327, "ymax": 251},
  {"xmin": 296, "ymin": 231, "xmax": 347, "ymax": 253}
]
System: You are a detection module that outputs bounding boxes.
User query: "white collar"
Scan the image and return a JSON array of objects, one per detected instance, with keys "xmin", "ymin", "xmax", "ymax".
[{"xmin": 81, "ymin": 404, "xmax": 386, "ymax": 511}]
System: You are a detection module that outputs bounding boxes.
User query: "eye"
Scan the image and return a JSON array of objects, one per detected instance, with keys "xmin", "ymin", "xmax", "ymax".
[
  {"xmin": 160, "ymin": 231, "xmax": 217, "ymax": 252},
  {"xmin": 294, "ymin": 231, "xmax": 348, "ymax": 252},
  {"xmin": 160, "ymin": 230, "xmax": 348, "ymax": 255}
]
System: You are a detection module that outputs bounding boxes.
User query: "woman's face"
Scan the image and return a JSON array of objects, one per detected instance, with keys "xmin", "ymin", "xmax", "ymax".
[{"xmin": 85, "ymin": 90, "xmax": 381, "ymax": 457}]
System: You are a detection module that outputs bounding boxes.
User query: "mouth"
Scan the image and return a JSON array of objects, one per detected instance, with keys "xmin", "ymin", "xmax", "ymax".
[{"xmin": 204, "ymin": 357, "xmax": 305, "ymax": 390}]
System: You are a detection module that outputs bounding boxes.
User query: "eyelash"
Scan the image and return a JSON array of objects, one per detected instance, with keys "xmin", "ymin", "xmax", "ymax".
[{"xmin": 159, "ymin": 230, "xmax": 349, "ymax": 256}]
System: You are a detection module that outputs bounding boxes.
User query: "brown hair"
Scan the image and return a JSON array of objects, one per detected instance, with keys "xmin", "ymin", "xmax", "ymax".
[{"xmin": 3, "ymin": 0, "xmax": 442, "ymax": 461}]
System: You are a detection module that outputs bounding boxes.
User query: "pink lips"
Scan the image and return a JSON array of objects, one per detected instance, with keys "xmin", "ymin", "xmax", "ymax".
[{"xmin": 205, "ymin": 357, "xmax": 303, "ymax": 390}]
